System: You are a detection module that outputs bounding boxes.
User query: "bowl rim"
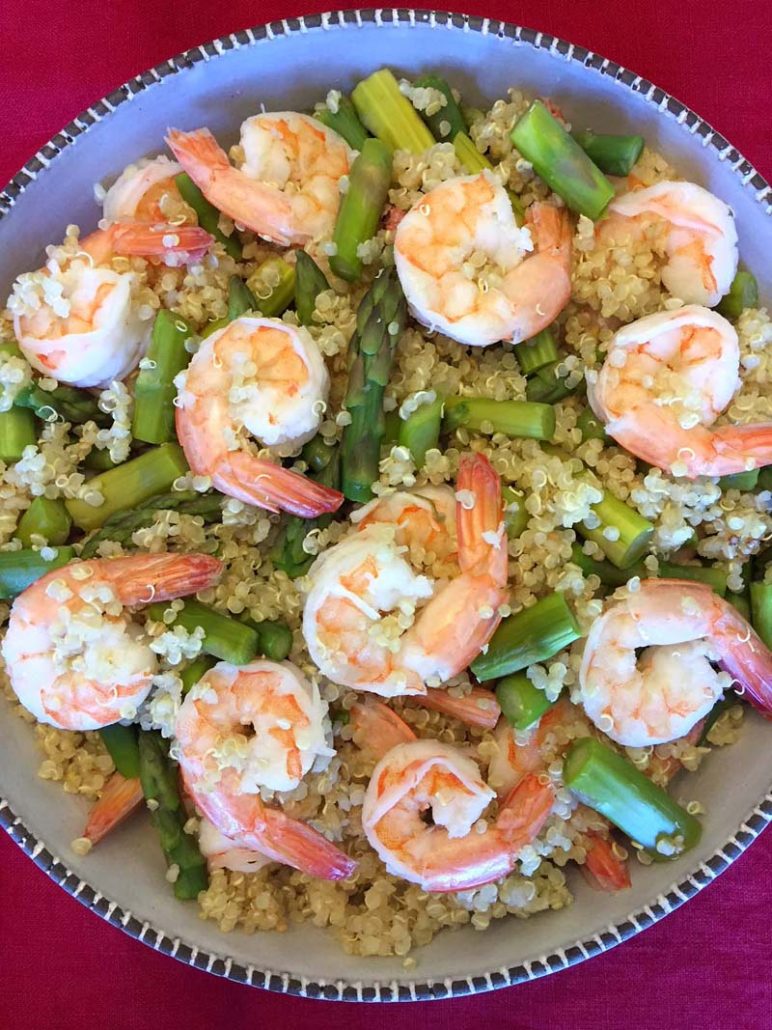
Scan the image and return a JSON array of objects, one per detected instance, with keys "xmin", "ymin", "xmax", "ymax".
[{"xmin": 1, "ymin": 6, "xmax": 771, "ymax": 1004}]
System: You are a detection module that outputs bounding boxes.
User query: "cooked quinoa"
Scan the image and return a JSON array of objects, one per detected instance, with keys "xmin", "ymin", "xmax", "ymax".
[{"xmin": 0, "ymin": 75, "xmax": 768, "ymax": 962}]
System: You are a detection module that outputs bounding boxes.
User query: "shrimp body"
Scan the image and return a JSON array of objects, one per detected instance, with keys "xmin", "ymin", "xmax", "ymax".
[
  {"xmin": 103, "ymin": 156, "xmax": 190, "ymax": 224},
  {"xmin": 600, "ymin": 181, "xmax": 738, "ymax": 306},
  {"xmin": 166, "ymin": 114, "xmax": 354, "ymax": 246},
  {"xmin": 1, "ymin": 553, "xmax": 222, "ymax": 731},
  {"xmin": 175, "ymin": 660, "xmax": 354, "ymax": 880},
  {"xmin": 303, "ymin": 453, "xmax": 508, "ymax": 696},
  {"xmin": 351, "ymin": 484, "xmax": 457, "ymax": 561},
  {"xmin": 198, "ymin": 817, "xmax": 274, "ymax": 873},
  {"xmin": 11, "ymin": 222, "xmax": 212, "ymax": 387},
  {"xmin": 175, "ymin": 316, "xmax": 342, "ymax": 517},
  {"xmin": 589, "ymin": 305, "xmax": 772, "ymax": 477},
  {"xmin": 394, "ymin": 171, "xmax": 572, "ymax": 347},
  {"xmin": 362, "ymin": 739, "xmax": 554, "ymax": 892},
  {"xmin": 579, "ymin": 578, "xmax": 772, "ymax": 747}
]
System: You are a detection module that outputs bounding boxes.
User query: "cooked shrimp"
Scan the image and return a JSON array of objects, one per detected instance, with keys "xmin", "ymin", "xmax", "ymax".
[
  {"xmin": 579, "ymin": 578, "xmax": 772, "ymax": 747},
  {"xmin": 598, "ymin": 181, "xmax": 738, "ymax": 306},
  {"xmin": 303, "ymin": 452, "xmax": 508, "ymax": 697},
  {"xmin": 102, "ymin": 156, "xmax": 192, "ymax": 224},
  {"xmin": 362, "ymin": 739, "xmax": 554, "ymax": 892},
  {"xmin": 351, "ymin": 484, "xmax": 457, "ymax": 562},
  {"xmin": 83, "ymin": 771, "xmax": 144, "ymax": 845},
  {"xmin": 166, "ymin": 114, "xmax": 354, "ymax": 246},
  {"xmin": 175, "ymin": 659, "xmax": 354, "ymax": 880},
  {"xmin": 589, "ymin": 305, "xmax": 772, "ymax": 477},
  {"xmin": 394, "ymin": 171, "xmax": 572, "ymax": 347},
  {"xmin": 580, "ymin": 832, "xmax": 631, "ymax": 892},
  {"xmin": 350, "ymin": 699, "xmax": 416, "ymax": 757},
  {"xmin": 10, "ymin": 222, "xmax": 212, "ymax": 387},
  {"xmin": 198, "ymin": 818, "xmax": 274, "ymax": 874},
  {"xmin": 1, "ymin": 553, "xmax": 222, "ymax": 731},
  {"xmin": 175, "ymin": 315, "xmax": 343, "ymax": 517}
]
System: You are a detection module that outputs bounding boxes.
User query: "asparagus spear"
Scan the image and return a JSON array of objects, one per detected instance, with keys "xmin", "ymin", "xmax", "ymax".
[
  {"xmin": 750, "ymin": 582, "xmax": 772, "ymax": 649},
  {"xmin": 576, "ymin": 407, "xmax": 608, "ymax": 443},
  {"xmin": 227, "ymin": 275, "xmax": 256, "ymax": 320},
  {"xmin": 315, "ymin": 94, "xmax": 370, "ymax": 150},
  {"xmin": 99, "ymin": 724, "xmax": 140, "ymax": 779},
  {"xmin": 581, "ymin": 486, "xmax": 655, "ymax": 569},
  {"xmin": 80, "ymin": 490, "xmax": 223, "ymax": 559},
  {"xmin": 84, "ymin": 448, "xmax": 121, "ymax": 471},
  {"xmin": 573, "ymin": 130, "xmax": 645, "ymax": 177},
  {"xmin": 175, "ymin": 172, "xmax": 241, "ymax": 259},
  {"xmin": 148, "ymin": 599, "xmax": 259, "ymax": 665},
  {"xmin": 340, "ymin": 268, "xmax": 408, "ymax": 502},
  {"xmin": 0, "ymin": 546, "xmax": 76, "ymax": 600},
  {"xmin": 16, "ymin": 496, "xmax": 72, "ymax": 546},
  {"xmin": 412, "ymin": 74, "xmax": 467, "ymax": 142},
  {"xmin": 563, "ymin": 737, "xmax": 702, "ymax": 858},
  {"xmin": 503, "ymin": 485, "xmax": 528, "ymax": 538},
  {"xmin": 398, "ymin": 394, "xmax": 443, "ymax": 467},
  {"xmin": 137, "ymin": 731, "xmax": 208, "ymax": 899},
  {"xmin": 295, "ymin": 251, "xmax": 331, "ymax": 327},
  {"xmin": 453, "ymin": 130, "xmax": 525, "ymax": 223},
  {"xmin": 65, "ymin": 443, "xmax": 189, "ymax": 532},
  {"xmin": 272, "ymin": 447, "xmax": 340, "ymax": 578},
  {"xmin": 383, "ymin": 409, "xmax": 401, "ymax": 446},
  {"xmin": 716, "ymin": 269, "xmax": 759, "ymax": 321},
  {"xmin": 719, "ymin": 469, "xmax": 759, "ymax": 492},
  {"xmin": 444, "ymin": 396, "xmax": 555, "ymax": 441},
  {"xmin": 471, "ymin": 592, "xmax": 582, "ymax": 681},
  {"xmin": 496, "ymin": 673, "xmax": 555, "ymax": 731},
  {"xmin": 351, "ymin": 68, "xmax": 435, "ymax": 154},
  {"xmin": 14, "ymin": 382, "xmax": 106, "ymax": 425},
  {"xmin": 727, "ymin": 590, "xmax": 751, "ymax": 621},
  {"xmin": 301, "ymin": 434, "xmax": 337, "ymax": 473},
  {"xmin": 239, "ymin": 616, "xmax": 294, "ymax": 661},
  {"xmin": 0, "ymin": 406, "xmax": 36, "ymax": 463},
  {"xmin": 516, "ymin": 328, "xmax": 559, "ymax": 375},
  {"xmin": 132, "ymin": 310, "xmax": 192, "ymax": 445},
  {"xmin": 180, "ymin": 655, "xmax": 216, "ymax": 695},
  {"xmin": 330, "ymin": 138, "xmax": 392, "ymax": 282},
  {"xmin": 511, "ymin": 101, "xmax": 614, "ymax": 219},
  {"xmin": 525, "ymin": 363, "xmax": 577, "ymax": 404},
  {"xmin": 247, "ymin": 258, "xmax": 295, "ymax": 318}
]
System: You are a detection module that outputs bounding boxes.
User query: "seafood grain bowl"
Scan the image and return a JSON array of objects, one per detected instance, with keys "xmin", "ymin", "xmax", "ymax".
[{"xmin": 1, "ymin": 12, "xmax": 772, "ymax": 1000}]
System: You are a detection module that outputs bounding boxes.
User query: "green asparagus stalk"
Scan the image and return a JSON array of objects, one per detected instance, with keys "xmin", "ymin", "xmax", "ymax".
[
  {"xmin": 352, "ymin": 68, "xmax": 435, "ymax": 153},
  {"xmin": 471, "ymin": 592, "xmax": 582, "ymax": 681},
  {"xmin": 301, "ymin": 434, "xmax": 337, "ymax": 474},
  {"xmin": 563, "ymin": 737, "xmax": 702, "ymax": 858},
  {"xmin": 581, "ymin": 482, "xmax": 654, "ymax": 568},
  {"xmin": 340, "ymin": 268, "xmax": 408, "ymax": 502},
  {"xmin": 750, "ymin": 582, "xmax": 772, "ymax": 649},
  {"xmin": 503, "ymin": 485, "xmax": 528, "ymax": 538},
  {"xmin": 573, "ymin": 130, "xmax": 645, "ymax": 177},
  {"xmin": 413, "ymin": 74, "xmax": 467, "ymax": 141},
  {"xmin": 148, "ymin": 599, "xmax": 259, "ymax": 665},
  {"xmin": 294, "ymin": 251, "xmax": 331, "ymax": 327},
  {"xmin": 727, "ymin": 590, "xmax": 751, "ymax": 621},
  {"xmin": 14, "ymin": 382, "xmax": 105, "ymax": 425},
  {"xmin": 0, "ymin": 546, "xmax": 75, "ymax": 600},
  {"xmin": 516, "ymin": 329, "xmax": 559, "ymax": 375},
  {"xmin": 247, "ymin": 258, "xmax": 295, "ymax": 318},
  {"xmin": 330, "ymin": 138, "xmax": 392, "ymax": 282},
  {"xmin": 525, "ymin": 363, "xmax": 577, "ymax": 404},
  {"xmin": 175, "ymin": 172, "xmax": 241, "ymax": 259},
  {"xmin": 80, "ymin": 490, "xmax": 224, "ymax": 559},
  {"xmin": 66, "ymin": 443, "xmax": 189, "ymax": 532},
  {"xmin": 180, "ymin": 655, "xmax": 216, "ymax": 695},
  {"xmin": 444, "ymin": 396, "xmax": 555, "ymax": 441},
  {"xmin": 200, "ymin": 316, "xmax": 229, "ymax": 339},
  {"xmin": 315, "ymin": 94, "xmax": 370, "ymax": 150},
  {"xmin": 16, "ymin": 496, "xmax": 72, "ymax": 546},
  {"xmin": 398, "ymin": 394, "xmax": 444, "ymax": 467},
  {"xmin": 99, "ymin": 724, "xmax": 140, "ymax": 779},
  {"xmin": 453, "ymin": 131, "xmax": 525, "ymax": 223},
  {"xmin": 570, "ymin": 542, "xmax": 638, "ymax": 588},
  {"xmin": 84, "ymin": 448, "xmax": 121, "ymax": 472},
  {"xmin": 383, "ymin": 409, "xmax": 401, "ymax": 446},
  {"xmin": 0, "ymin": 406, "xmax": 36, "ymax": 463},
  {"xmin": 511, "ymin": 101, "xmax": 615, "ymax": 219},
  {"xmin": 716, "ymin": 269, "xmax": 759, "ymax": 321},
  {"xmin": 137, "ymin": 731, "xmax": 208, "ymax": 899},
  {"xmin": 132, "ymin": 310, "xmax": 192, "ymax": 445},
  {"xmin": 759, "ymin": 466, "xmax": 772, "ymax": 492},
  {"xmin": 496, "ymin": 672, "xmax": 554, "ymax": 730},
  {"xmin": 227, "ymin": 275, "xmax": 256, "ymax": 321},
  {"xmin": 272, "ymin": 447, "xmax": 339, "ymax": 579},
  {"xmin": 718, "ymin": 469, "xmax": 759, "ymax": 492},
  {"xmin": 576, "ymin": 407, "xmax": 608, "ymax": 443},
  {"xmin": 658, "ymin": 562, "xmax": 728, "ymax": 596},
  {"xmin": 244, "ymin": 618, "xmax": 294, "ymax": 661}
]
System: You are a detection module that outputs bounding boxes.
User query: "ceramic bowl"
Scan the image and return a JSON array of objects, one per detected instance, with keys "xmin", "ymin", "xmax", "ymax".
[{"xmin": 1, "ymin": 8, "xmax": 770, "ymax": 1002}]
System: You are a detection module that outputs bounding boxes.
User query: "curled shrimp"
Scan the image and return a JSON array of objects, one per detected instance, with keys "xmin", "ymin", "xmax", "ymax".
[
  {"xmin": 394, "ymin": 171, "xmax": 572, "ymax": 347},
  {"xmin": 579, "ymin": 578, "xmax": 772, "ymax": 747},
  {"xmin": 175, "ymin": 315, "xmax": 343, "ymax": 517},
  {"xmin": 10, "ymin": 222, "xmax": 212, "ymax": 387},
  {"xmin": 362, "ymin": 738, "xmax": 554, "ymax": 892},
  {"xmin": 175, "ymin": 659, "xmax": 354, "ymax": 880},
  {"xmin": 598, "ymin": 181, "xmax": 738, "ymax": 306},
  {"xmin": 166, "ymin": 114, "xmax": 354, "ymax": 247},
  {"xmin": 302, "ymin": 452, "xmax": 508, "ymax": 697},
  {"xmin": 589, "ymin": 305, "xmax": 772, "ymax": 477},
  {"xmin": 1, "ymin": 553, "xmax": 222, "ymax": 731},
  {"xmin": 103, "ymin": 156, "xmax": 193, "ymax": 225}
]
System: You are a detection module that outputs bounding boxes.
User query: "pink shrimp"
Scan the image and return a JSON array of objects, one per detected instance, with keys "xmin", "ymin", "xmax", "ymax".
[{"xmin": 83, "ymin": 771, "xmax": 144, "ymax": 846}]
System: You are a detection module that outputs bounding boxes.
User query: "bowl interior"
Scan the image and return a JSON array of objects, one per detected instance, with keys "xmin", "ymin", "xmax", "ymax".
[{"xmin": 1, "ymin": 11, "xmax": 770, "ymax": 999}]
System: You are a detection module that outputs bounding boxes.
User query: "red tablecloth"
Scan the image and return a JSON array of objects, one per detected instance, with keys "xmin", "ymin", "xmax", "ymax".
[{"xmin": 1, "ymin": 3, "xmax": 771, "ymax": 1027}]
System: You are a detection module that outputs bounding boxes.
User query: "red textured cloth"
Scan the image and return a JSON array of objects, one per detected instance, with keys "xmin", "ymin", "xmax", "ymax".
[{"xmin": 1, "ymin": 3, "xmax": 771, "ymax": 1027}]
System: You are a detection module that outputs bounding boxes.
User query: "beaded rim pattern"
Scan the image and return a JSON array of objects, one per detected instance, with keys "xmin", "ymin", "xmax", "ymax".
[{"xmin": 1, "ymin": 7, "xmax": 771, "ymax": 1002}]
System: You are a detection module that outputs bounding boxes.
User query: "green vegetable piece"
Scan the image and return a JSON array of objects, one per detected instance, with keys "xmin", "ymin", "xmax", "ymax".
[
  {"xmin": 718, "ymin": 469, "xmax": 759, "ymax": 492},
  {"xmin": 581, "ymin": 486, "xmax": 654, "ymax": 569},
  {"xmin": 255, "ymin": 620, "xmax": 293, "ymax": 661},
  {"xmin": 0, "ymin": 546, "xmax": 76, "ymax": 601},
  {"xmin": 727, "ymin": 590, "xmax": 751, "ymax": 621},
  {"xmin": 716, "ymin": 270, "xmax": 759, "ymax": 321},
  {"xmin": 272, "ymin": 448, "xmax": 339, "ymax": 579},
  {"xmin": 295, "ymin": 251, "xmax": 331, "ymax": 327},
  {"xmin": 563, "ymin": 737, "xmax": 702, "ymax": 858},
  {"xmin": 398, "ymin": 394, "xmax": 443, "ymax": 466},
  {"xmin": 65, "ymin": 443, "xmax": 189, "ymax": 531},
  {"xmin": 511, "ymin": 101, "xmax": 614, "ymax": 219},
  {"xmin": 0, "ymin": 407, "xmax": 36, "ymax": 463},
  {"xmin": 750, "ymin": 582, "xmax": 772, "ymax": 649},
  {"xmin": 247, "ymin": 258, "xmax": 296, "ymax": 318},
  {"xmin": 180, "ymin": 655, "xmax": 216, "ymax": 696},
  {"xmin": 352, "ymin": 68, "xmax": 435, "ymax": 154},
  {"xmin": 658, "ymin": 561, "xmax": 727, "ymax": 596},
  {"xmin": 576, "ymin": 407, "xmax": 608, "ymax": 443},
  {"xmin": 17, "ymin": 496, "xmax": 72, "ymax": 546},
  {"xmin": 503, "ymin": 486, "xmax": 528, "ymax": 539},
  {"xmin": 99, "ymin": 724, "xmax": 140, "ymax": 779},
  {"xmin": 175, "ymin": 172, "xmax": 241, "ymax": 259},
  {"xmin": 315, "ymin": 94, "xmax": 370, "ymax": 150},
  {"xmin": 444, "ymin": 396, "xmax": 555, "ymax": 441},
  {"xmin": 331, "ymin": 138, "xmax": 392, "ymax": 282},
  {"xmin": 413, "ymin": 74, "xmax": 467, "ymax": 141},
  {"xmin": 471, "ymin": 592, "xmax": 582, "ymax": 681},
  {"xmin": 496, "ymin": 672, "xmax": 554, "ymax": 730},
  {"xmin": 132, "ymin": 310, "xmax": 192, "ymax": 444},
  {"xmin": 453, "ymin": 131, "xmax": 525, "ymax": 223},
  {"xmin": 227, "ymin": 275, "xmax": 256, "ymax": 321},
  {"xmin": 525, "ymin": 363, "xmax": 577, "ymax": 404},
  {"xmin": 14, "ymin": 383, "xmax": 105, "ymax": 425},
  {"xmin": 516, "ymin": 329, "xmax": 559, "ymax": 375},
  {"xmin": 148, "ymin": 599, "xmax": 259, "ymax": 665},
  {"xmin": 573, "ymin": 130, "xmax": 645, "ymax": 177}
]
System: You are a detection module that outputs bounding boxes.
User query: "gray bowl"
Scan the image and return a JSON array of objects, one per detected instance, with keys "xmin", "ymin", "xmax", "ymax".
[{"xmin": 1, "ymin": 8, "xmax": 770, "ymax": 1002}]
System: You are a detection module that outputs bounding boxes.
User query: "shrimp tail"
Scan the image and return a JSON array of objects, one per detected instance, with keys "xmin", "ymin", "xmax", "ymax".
[
  {"xmin": 107, "ymin": 222, "xmax": 214, "ymax": 260},
  {"xmin": 707, "ymin": 424, "xmax": 772, "ymax": 478},
  {"xmin": 109, "ymin": 553, "xmax": 223, "ymax": 606},
  {"xmin": 83, "ymin": 772, "xmax": 144, "ymax": 845},
  {"xmin": 351, "ymin": 701, "xmax": 416, "ymax": 758},
  {"xmin": 456, "ymin": 452, "xmax": 506, "ymax": 579},
  {"xmin": 256, "ymin": 807, "xmax": 357, "ymax": 881},
  {"xmin": 497, "ymin": 773, "xmax": 555, "ymax": 851},
  {"xmin": 166, "ymin": 127, "xmax": 231, "ymax": 184},
  {"xmin": 581, "ymin": 832, "xmax": 631, "ymax": 892},
  {"xmin": 215, "ymin": 453, "xmax": 344, "ymax": 518},
  {"xmin": 409, "ymin": 685, "xmax": 501, "ymax": 730},
  {"xmin": 716, "ymin": 601, "xmax": 772, "ymax": 718}
]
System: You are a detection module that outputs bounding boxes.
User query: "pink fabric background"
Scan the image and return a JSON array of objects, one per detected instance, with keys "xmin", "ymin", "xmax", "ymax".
[{"xmin": 1, "ymin": 3, "xmax": 770, "ymax": 1026}]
